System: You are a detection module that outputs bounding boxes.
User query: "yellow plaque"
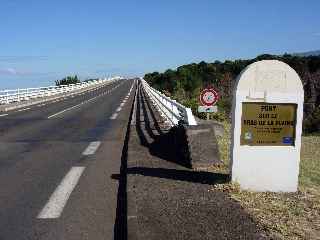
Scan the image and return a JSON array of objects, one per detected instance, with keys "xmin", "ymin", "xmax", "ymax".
[{"xmin": 241, "ymin": 103, "xmax": 297, "ymax": 146}]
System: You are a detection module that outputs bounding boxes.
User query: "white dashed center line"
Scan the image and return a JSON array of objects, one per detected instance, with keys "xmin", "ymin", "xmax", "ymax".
[
  {"xmin": 110, "ymin": 113, "xmax": 118, "ymax": 120},
  {"xmin": 37, "ymin": 166, "xmax": 85, "ymax": 219},
  {"xmin": 107, "ymin": 81, "xmax": 135, "ymax": 121},
  {"xmin": 82, "ymin": 141, "xmax": 101, "ymax": 155}
]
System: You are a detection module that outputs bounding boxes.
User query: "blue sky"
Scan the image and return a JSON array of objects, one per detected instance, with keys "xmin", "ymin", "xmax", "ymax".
[{"xmin": 0, "ymin": 0, "xmax": 319, "ymax": 89}]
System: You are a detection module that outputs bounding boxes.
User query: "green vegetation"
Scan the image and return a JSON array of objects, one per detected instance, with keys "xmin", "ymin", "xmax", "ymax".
[
  {"xmin": 304, "ymin": 107, "xmax": 320, "ymax": 134},
  {"xmin": 144, "ymin": 54, "xmax": 320, "ymax": 134},
  {"xmin": 212, "ymin": 123, "xmax": 320, "ymax": 240},
  {"xmin": 299, "ymin": 136, "xmax": 320, "ymax": 187},
  {"xmin": 145, "ymin": 52, "xmax": 320, "ymax": 237},
  {"xmin": 55, "ymin": 75, "xmax": 80, "ymax": 86}
]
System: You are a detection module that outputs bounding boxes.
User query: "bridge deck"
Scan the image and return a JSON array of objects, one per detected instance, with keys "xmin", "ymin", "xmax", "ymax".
[{"xmin": 124, "ymin": 83, "xmax": 268, "ymax": 239}]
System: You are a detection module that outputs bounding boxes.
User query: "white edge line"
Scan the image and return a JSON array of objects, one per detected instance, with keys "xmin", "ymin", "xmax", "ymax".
[
  {"xmin": 0, "ymin": 114, "xmax": 9, "ymax": 117},
  {"xmin": 47, "ymin": 82, "xmax": 121, "ymax": 119},
  {"xmin": 17, "ymin": 107, "xmax": 31, "ymax": 112},
  {"xmin": 37, "ymin": 166, "xmax": 85, "ymax": 219},
  {"xmin": 48, "ymin": 102, "xmax": 84, "ymax": 119},
  {"xmin": 48, "ymin": 94, "xmax": 100, "ymax": 119}
]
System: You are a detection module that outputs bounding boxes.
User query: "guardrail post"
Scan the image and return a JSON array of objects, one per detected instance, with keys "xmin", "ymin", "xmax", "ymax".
[{"xmin": 141, "ymin": 78, "xmax": 197, "ymax": 126}]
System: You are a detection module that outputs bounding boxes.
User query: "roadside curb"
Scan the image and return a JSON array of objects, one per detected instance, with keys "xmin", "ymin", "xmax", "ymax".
[
  {"xmin": 126, "ymin": 84, "xmax": 140, "ymax": 240},
  {"xmin": 113, "ymin": 80, "xmax": 139, "ymax": 240},
  {"xmin": 125, "ymin": 81, "xmax": 268, "ymax": 240}
]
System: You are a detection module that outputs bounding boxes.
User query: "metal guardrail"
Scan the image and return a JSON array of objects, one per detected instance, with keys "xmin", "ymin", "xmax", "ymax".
[
  {"xmin": 0, "ymin": 77, "xmax": 123, "ymax": 105},
  {"xmin": 141, "ymin": 78, "xmax": 197, "ymax": 126}
]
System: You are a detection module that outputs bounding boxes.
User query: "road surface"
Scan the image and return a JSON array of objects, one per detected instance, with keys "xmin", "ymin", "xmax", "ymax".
[{"xmin": 0, "ymin": 79, "xmax": 135, "ymax": 239}]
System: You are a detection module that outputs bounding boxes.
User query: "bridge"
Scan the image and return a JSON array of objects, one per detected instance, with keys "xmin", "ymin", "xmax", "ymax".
[{"xmin": 0, "ymin": 78, "xmax": 267, "ymax": 239}]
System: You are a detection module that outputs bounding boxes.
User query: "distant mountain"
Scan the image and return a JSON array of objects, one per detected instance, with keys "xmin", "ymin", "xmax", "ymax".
[{"xmin": 293, "ymin": 50, "xmax": 320, "ymax": 57}]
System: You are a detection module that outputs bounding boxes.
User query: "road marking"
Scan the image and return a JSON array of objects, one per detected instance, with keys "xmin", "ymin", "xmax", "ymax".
[
  {"xmin": 48, "ymin": 102, "xmax": 85, "ymax": 118},
  {"xmin": 116, "ymin": 106, "xmax": 122, "ymax": 112},
  {"xmin": 110, "ymin": 113, "xmax": 118, "ymax": 120},
  {"xmin": 17, "ymin": 108, "xmax": 30, "ymax": 112},
  {"xmin": 48, "ymin": 93, "xmax": 101, "ymax": 119},
  {"xmin": 47, "ymin": 82, "xmax": 121, "ymax": 119},
  {"xmin": 120, "ymin": 102, "xmax": 125, "ymax": 107},
  {"xmin": 37, "ymin": 166, "xmax": 85, "ymax": 219},
  {"xmin": 131, "ymin": 84, "xmax": 138, "ymax": 126},
  {"xmin": 82, "ymin": 141, "xmax": 101, "ymax": 155},
  {"xmin": 0, "ymin": 114, "xmax": 9, "ymax": 117}
]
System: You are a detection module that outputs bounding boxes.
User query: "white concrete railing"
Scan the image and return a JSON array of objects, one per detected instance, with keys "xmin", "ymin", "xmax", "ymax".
[
  {"xmin": 0, "ymin": 77, "xmax": 122, "ymax": 105},
  {"xmin": 141, "ymin": 78, "xmax": 197, "ymax": 126}
]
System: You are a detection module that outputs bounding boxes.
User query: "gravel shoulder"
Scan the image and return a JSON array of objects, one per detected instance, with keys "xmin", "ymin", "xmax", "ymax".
[
  {"xmin": 126, "ymin": 85, "xmax": 268, "ymax": 240},
  {"xmin": 213, "ymin": 122, "xmax": 320, "ymax": 240}
]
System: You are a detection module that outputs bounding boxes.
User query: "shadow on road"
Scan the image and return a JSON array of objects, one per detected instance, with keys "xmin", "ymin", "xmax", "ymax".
[
  {"xmin": 135, "ymin": 87, "xmax": 191, "ymax": 167},
  {"xmin": 114, "ymin": 82, "xmax": 230, "ymax": 240},
  {"xmin": 113, "ymin": 83, "xmax": 138, "ymax": 240},
  {"xmin": 127, "ymin": 167, "xmax": 229, "ymax": 185},
  {"xmin": 113, "ymin": 125, "xmax": 128, "ymax": 240}
]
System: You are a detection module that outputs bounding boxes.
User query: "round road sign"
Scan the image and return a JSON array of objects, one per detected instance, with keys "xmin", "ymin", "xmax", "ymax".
[{"xmin": 199, "ymin": 88, "xmax": 219, "ymax": 106}]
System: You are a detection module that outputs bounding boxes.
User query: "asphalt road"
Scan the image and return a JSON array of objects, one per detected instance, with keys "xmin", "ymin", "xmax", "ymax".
[{"xmin": 0, "ymin": 79, "xmax": 136, "ymax": 239}]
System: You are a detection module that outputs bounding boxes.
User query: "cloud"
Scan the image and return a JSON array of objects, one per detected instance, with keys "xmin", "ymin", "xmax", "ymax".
[
  {"xmin": 0, "ymin": 68, "xmax": 18, "ymax": 75},
  {"xmin": 0, "ymin": 67, "xmax": 55, "ymax": 76},
  {"xmin": 0, "ymin": 56, "xmax": 48, "ymax": 63}
]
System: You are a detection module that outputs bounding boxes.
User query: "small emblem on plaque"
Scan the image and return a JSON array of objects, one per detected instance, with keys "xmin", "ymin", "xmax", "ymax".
[
  {"xmin": 282, "ymin": 137, "xmax": 293, "ymax": 144},
  {"xmin": 244, "ymin": 131, "xmax": 253, "ymax": 140}
]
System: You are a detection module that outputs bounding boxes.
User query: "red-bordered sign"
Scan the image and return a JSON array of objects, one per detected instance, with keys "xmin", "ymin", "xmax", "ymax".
[{"xmin": 199, "ymin": 88, "xmax": 219, "ymax": 106}]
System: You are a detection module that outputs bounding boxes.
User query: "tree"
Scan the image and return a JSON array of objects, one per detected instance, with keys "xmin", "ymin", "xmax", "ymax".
[
  {"xmin": 55, "ymin": 75, "xmax": 81, "ymax": 86},
  {"xmin": 143, "ymin": 54, "xmax": 320, "ymax": 133}
]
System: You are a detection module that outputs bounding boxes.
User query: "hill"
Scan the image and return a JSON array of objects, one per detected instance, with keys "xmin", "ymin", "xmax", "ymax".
[
  {"xmin": 144, "ymin": 54, "xmax": 320, "ymax": 134},
  {"xmin": 293, "ymin": 50, "xmax": 320, "ymax": 57}
]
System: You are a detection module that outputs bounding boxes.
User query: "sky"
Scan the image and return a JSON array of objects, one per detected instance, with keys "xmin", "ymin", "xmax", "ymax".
[{"xmin": 0, "ymin": 0, "xmax": 319, "ymax": 89}]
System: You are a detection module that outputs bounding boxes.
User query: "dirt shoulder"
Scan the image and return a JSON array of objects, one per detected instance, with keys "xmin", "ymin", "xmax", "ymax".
[
  {"xmin": 212, "ymin": 122, "xmax": 320, "ymax": 240},
  {"xmin": 126, "ymin": 87, "xmax": 269, "ymax": 239}
]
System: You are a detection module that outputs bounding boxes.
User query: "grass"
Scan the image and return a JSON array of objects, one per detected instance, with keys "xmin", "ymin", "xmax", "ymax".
[{"xmin": 212, "ymin": 122, "xmax": 320, "ymax": 240}]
